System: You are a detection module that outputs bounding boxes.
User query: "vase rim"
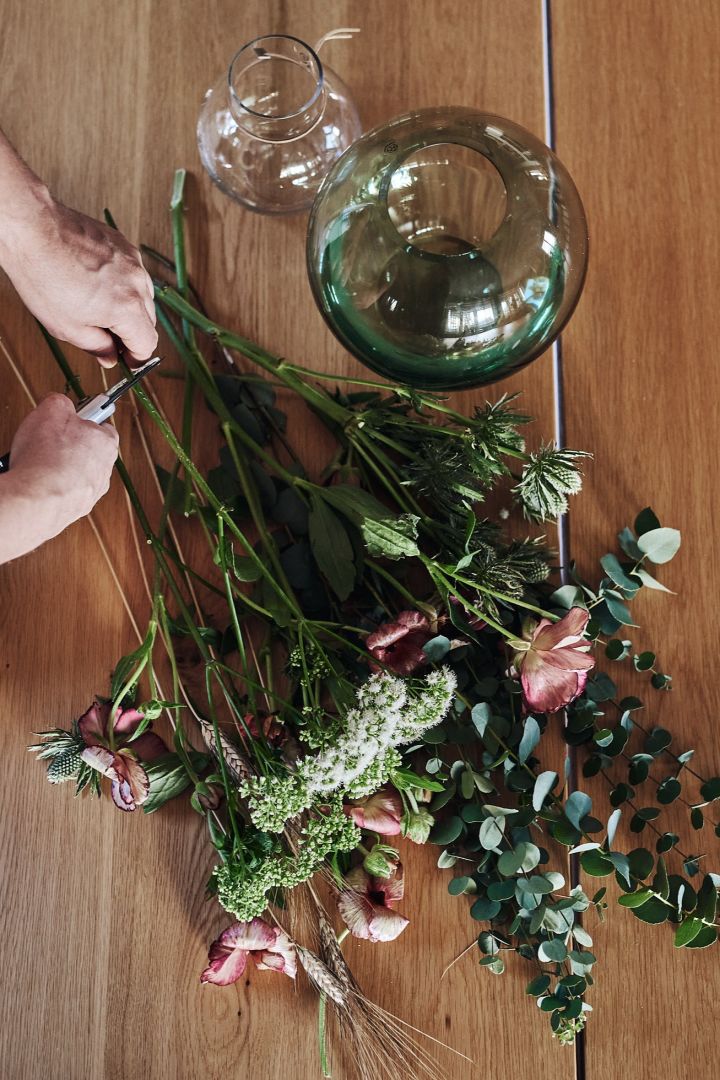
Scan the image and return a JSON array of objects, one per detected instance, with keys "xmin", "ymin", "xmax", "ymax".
[{"xmin": 227, "ymin": 34, "xmax": 325, "ymax": 122}]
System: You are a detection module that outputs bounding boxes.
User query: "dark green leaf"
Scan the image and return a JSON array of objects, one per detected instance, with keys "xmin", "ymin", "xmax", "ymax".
[
  {"xmin": 143, "ymin": 752, "xmax": 207, "ymax": 814},
  {"xmin": 657, "ymin": 777, "xmax": 681, "ymax": 804},
  {"xmin": 617, "ymin": 888, "xmax": 654, "ymax": 908},
  {"xmin": 308, "ymin": 494, "xmax": 356, "ymax": 601},
  {"xmin": 631, "ymin": 897, "xmax": 669, "ymax": 924},
  {"xmin": 685, "ymin": 926, "xmax": 718, "ymax": 949},
  {"xmin": 700, "ymin": 777, "xmax": 720, "ymax": 803},
  {"xmin": 429, "ymin": 816, "xmax": 464, "ymax": 845},
  {"xmin": 674, "ymin": 917, "xmax": 705, "ymax": 948},
  {"xmin": 634, "ymin": 507, "xmax": 661, "ymax": 536},
  {"xmin": 580, "ymin": 849, "xmax": 614, "ymax": 877},
  {"xmin": 470, "ymin": 896, "xmax": 501, "ymax": 921},
  {"xmin": 526, "ymin": 975, "xmax": 551, "ymax": 996},
  {"xmin": 600, "ymin": 554, "xmax": 640, "ymax": 594}
]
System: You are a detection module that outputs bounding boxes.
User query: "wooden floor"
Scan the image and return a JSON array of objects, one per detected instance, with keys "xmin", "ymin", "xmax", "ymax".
[{"xmin": 1, "ymin": 1, "xmax": 719, "ymax": 1077}]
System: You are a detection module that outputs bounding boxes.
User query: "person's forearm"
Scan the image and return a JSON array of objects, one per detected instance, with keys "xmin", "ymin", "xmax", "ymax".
[
  {"xmin": 0, "ymin": 468, "xmax": 75, "ymax": 563},
  {"xmin": 0, "ymin": 129, "xmax": 53, "ymax": 249}
]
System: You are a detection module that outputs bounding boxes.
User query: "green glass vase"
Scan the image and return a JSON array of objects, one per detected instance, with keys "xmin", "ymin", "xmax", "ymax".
[{"xmin": 306, "ymin": 107, "xmax": 588, "ymax": 390}]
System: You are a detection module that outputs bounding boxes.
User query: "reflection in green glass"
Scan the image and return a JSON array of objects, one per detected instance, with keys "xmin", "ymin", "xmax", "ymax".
[{"xmin": 307, "ymin": 109, "xmax": 587, "ymax": 391}]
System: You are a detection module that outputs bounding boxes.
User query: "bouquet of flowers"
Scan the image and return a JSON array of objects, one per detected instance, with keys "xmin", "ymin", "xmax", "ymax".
[{"xmin": 30, "ymin": 172, "xmax": 719, "ymax": 1077}]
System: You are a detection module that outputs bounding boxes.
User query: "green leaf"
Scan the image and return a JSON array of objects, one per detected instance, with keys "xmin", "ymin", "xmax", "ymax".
[
  {"xmin": 532, "ymin": 770, "xmax": 558, "ymax": 812},
  {"xmin": 657, "ymin": 777, "xmax": 681, "ymax": 804},
  {"xmin": 618, "ymin": 527, "xmax": 642, "ymax": 560},
  {"xmin": 429, "ymin": 816, "xmax": 464, "ymax": 846},
  {"xmin": 627, "ymin": 847, "xmax": 654, "ymax": 880},
  {"xmin": 448, "ymin": 875, "xmax": 474, "ymax": 896},
  {"xmin": 685, "ymin": 926, "xmax": 718, "ymax": 949},
  {"xmin": 538, "ymin": 938, "xmax": 568, "ymax": 963},
  {"xmin": 471, "ymin": 702, "xmax": 492, "ymax": 737},
  {"xmin": 696, "ymin": 875, "xmax": 718, "ymax": 923},
  {"xmin": 606, "ymin": 808, "xmax": 621, "ymax": 847},
  {"xmin": 487, "ymin": 880, "xmax": 517, "ymax": 901},
  {"xmin": 634, "ymin": 567, "xmax": 673, "ymax": 592},
  {"xmin": 497, "ymin": 842, "xmax": 541, "ymax": 875},
  {"xmin": 230, "ymin": 555, "xmax": 262, "ymax": 582},
  {"xmin": 618, "ymin": 888, "xmax": 655, "ymax": 908},
  {"xmin": 634, "ymin": 507, "xmax": 662, "ymax": 536},
  {"xmin": 634, "ymin": 650, "xmax": 656, "ymax": 671},
  {"xmin": 423, "ymin": 635, "xmax": 451, "ymax": 663},
  {"xmin": 631, "ymin": 897, "xmax": 670, "ymax": 924},
  {"xmin": 470, "ymin": 896, "xmax": 501, "ymax": 921},
  {"xmin": 674, "ymin": 917, "xmax": 705, "ymax": 947},
  {"xmin": 143, "ymin": 752, "xmax": 205, "ymax": 814},
  {"xmin": 526, "ymin": 974, "xmax": 551, "ymax": 996},
  {"xmin": 308, "ymin": 494, "xmax": 356, "ymax": 601},
  {"xmin": 518, "ymin": 715, "xmax": 541, "ymax": 763},
  {"xmin": 637, "ymin": 527, "xmax": 681, "ymax": 564},
  {"xmin": 580, "ymin": 849, "xmax": 615, "ymax": 877},
  {"xmin": 600, "ymin": 553, "xmax": 640, "ymax": 594},
  {"xmin": 565, "ymin": 790, "xmax": 592, "ymax": 830},
  {"xmin": 479, "ymin": 817, "xmax": 505, "ymax": 850},
  {"xmin": 700, "ymin": 777, "xmax": 720, "ymax": 803}
]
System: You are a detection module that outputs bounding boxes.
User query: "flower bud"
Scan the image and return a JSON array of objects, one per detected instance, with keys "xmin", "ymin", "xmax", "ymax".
[
  {"xmin": 402, "ymin": 808, "xmax": 434, "ymax": 844},
  {"xmin": 363, "ymin": 844, "xmax": 398, "ymax": 878}
]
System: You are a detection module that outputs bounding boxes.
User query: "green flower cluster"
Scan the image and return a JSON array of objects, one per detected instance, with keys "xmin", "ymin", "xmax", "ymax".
[{"xmin": 214, "ymin": 800, "xmax": 360, "ymax": 922}]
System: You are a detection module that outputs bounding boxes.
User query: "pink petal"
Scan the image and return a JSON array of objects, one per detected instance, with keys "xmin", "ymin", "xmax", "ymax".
[
  {"xmin": 201, "ymin": 942, "xmax": 249, "ymax": 986},
  {"xmin": 131, "ymin": 732, "xmax": 168, "ymax": 761},
  {"xmin": 80, "ymin": 744, "xmax": 118, "ymax": 778},
  {"xmin": 532, "ymin": 608, "xmax": 589, "ymax": 651},
  {"xmin": 337, "ymin": 890, "xmax": 409, "ymax": 942},
  {"xmin": 112, "ymin": 751, "xmax": 150, "ymax": 810},
  {"xmin": 367, "ymin": 905, "xmax": 409, "ymax": 942},
  {"xmin": 376, "ymin": 863, "xmax": 405, "ymax": 905},
  {"xmin": 521, "ymin": 665, "xmax": 586, "ymax": 714},
  {"xmin": 78, "ymin": 702, "xmax": 110, "ymax": 746},
  {"xmin": 255, "ymin": 929, "xmax": 297, "ymax": 979},
  {"xmin": 344, "ymin": 866, "xmax": 371, "ymax": 894},
  {"xmin": 347, "ymin": 788, "xmax": 403, "ymax": 835},
  {"xmin": 337, "ymin": 889, "xmax": 379, "ymax": 940},
  {"xmin": 113, "ymin": 708, "xmax": 145, "ymax": 736},
  {"xmin": 366, "ymin": 611, "xmax": 429, "ymax": 650},
  {"xmin": 539, "ymin": 649, "xmax": 595, "ymax": 673},
  {"xmin": 216, "ymin": 918, "xmax": 278, "ymax": 953}
]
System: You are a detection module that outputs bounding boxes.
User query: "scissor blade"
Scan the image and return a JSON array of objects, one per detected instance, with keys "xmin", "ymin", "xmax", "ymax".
[{"xmin": 105, "ymin": 356, "xmax": 161, "ymax": 405}]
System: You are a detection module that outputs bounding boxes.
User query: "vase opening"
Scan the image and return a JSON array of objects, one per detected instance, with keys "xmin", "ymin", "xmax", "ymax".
[
  {"xmin": 385, "ymin": 143, "xmax": 508, "ymax": 257},
  {"xmin": 228, "ymin": 35, "xmax": 325, "ymax": 142}
]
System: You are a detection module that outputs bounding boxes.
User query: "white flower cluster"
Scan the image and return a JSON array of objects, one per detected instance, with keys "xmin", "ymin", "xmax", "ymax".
[
  {"xmin": 299, "ymin": 668, "xmax": 456, "ymax": 796},
  {"xmin": 242, "ymin": 668, "xmax": 456, "ymax": 833}
]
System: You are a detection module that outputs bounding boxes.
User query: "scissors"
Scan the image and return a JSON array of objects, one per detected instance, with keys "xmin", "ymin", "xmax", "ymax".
[{"xmin": 0, "ymin": 355, "xmax": 161, "ymax": 474}]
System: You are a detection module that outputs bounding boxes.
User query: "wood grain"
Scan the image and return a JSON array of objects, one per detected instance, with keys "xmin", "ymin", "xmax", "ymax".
[
  {"xmin": 553, "ymin": 1, "xmax": 720, "ymax": 1076},
  {"xmin": 10, "ymin": 0, "xmax": 718, "ymax": 1077}
]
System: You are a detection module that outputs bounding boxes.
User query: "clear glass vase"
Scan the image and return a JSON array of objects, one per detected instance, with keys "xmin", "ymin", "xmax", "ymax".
[
  {"xmin": 197, "ymin": 34, "xmax": 362, "ymax": 215},
  {"xmin": 306, "ymin": 107, "xmax": 588, "ymax": 389}
]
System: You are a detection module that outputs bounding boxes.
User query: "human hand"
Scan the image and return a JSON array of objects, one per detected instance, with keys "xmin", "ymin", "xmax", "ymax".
[
  {"xmin": 0, "ymin": 394, "xmax": 119, "ymax": 563},
  {"xmin": 0, "ymin": 191, "xmax": 157, "ymax": 368}
]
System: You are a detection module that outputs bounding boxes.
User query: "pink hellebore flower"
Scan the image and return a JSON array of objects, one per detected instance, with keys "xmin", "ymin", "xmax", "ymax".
[
  {"xmin": 512, "ymin": 607, "xmax": 595, "ymax": 714},
  {"xmin": 366, "ymin": 611, "xmax": 433, "ymax": 676},
  {"xmin": 337, "ymin": 863, "xmax": 409, "ymax": 943},
  {"xmin": 200, "ymin": 918, "xmax": 297, "ymax": 986},
  {"xmin": 78, "ymin": 700, "xmax": 167, "ymax": 812},
  {"xmin": 345, "ymin": 787, "xmax": 403, "ymax": 836}
]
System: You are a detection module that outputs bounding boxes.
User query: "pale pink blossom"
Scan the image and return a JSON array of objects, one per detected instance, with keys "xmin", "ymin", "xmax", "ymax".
[
  {"xmin": 512, "ymin": 607, "xmax": 594, "ymax": 714},
  {"xmin": 78, "ymin": 700, "xmax": 167, "ymax": 812},
  {"xmin": 337, "ymin": 863, "xmax": 409, "ymax": 943},
  {"xmin": 201, "ymin": 918, "xmax": 297, "ymax": 986},
  {"xmin": 345, "ymin": 787, "xmax": 403, "ymax": 835}
]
